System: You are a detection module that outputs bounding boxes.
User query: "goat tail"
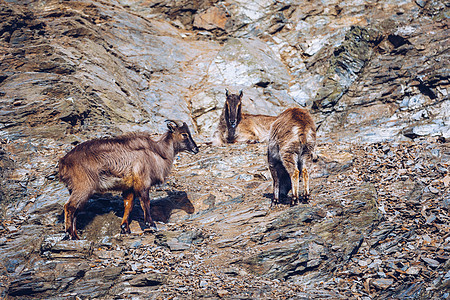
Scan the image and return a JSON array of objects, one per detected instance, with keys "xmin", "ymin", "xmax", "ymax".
[
  {"xmin": 311, "ymin": 149, "xmax": 319, "ymax": 162},
  {"xmin": 58, "ymin": 158, "xmax": 66, "ymax": 181},
  {"xmin": 303, "ymin": 127, "xmax": 317, "ymax": 162},
  {"xmin": 58, "ymin": 157, "xmax": 73, "ymax": 187}
]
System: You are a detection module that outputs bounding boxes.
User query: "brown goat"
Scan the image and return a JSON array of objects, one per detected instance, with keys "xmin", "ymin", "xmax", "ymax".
[
  {"xmin": 212, "ymin": 90, "xmax": 277, "ymax": 146},
  {"xmin": 267, "ymin": 108, "xmax": 317, "ymax": 206},
  {"xmin": 59, "ymin": 120, "xmax": 199, "ymax": 240}
]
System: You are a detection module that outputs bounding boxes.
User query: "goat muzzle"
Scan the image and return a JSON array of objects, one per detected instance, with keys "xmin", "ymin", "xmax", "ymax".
[{"xmin": 191, "ymin": 147, "xmax": 199, "ymax": 154}]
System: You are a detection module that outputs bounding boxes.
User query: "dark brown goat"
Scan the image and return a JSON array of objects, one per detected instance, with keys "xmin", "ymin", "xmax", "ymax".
[
  {"xmin": 212, "ymin": 90, "xmax": 277, "ymax": 146},
  {"xmin": 267, "ymin": 108, "xmax": 317, "ymax": 206},
  {"xmin": 59, "ymin": 120, "xmax": 199, "ymax": 239}
]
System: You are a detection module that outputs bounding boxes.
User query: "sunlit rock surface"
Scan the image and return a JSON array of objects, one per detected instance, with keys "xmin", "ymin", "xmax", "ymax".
[{"xmin": 0, "ymin": 0, "xmax": 449, "ymax": 298}]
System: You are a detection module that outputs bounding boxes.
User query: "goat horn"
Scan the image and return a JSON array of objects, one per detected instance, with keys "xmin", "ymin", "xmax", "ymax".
[{"xmin": 165, "ymin": 120, "xmax": 179, "ymax": 127}]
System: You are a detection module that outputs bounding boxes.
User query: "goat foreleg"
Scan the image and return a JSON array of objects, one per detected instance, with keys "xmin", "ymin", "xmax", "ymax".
[
  {"xmin": 64, "ymin": 191, "xmax": 91, "ymax": 240},
  {"xmin": 121, "ymin": 190, "xmax": 134, "ymax": 234}
]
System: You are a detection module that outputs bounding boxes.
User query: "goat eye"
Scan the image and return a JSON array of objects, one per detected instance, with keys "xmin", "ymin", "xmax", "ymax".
[{"xmin": 182, "ymin": 133, "xmax": 188, "ymax": 139}]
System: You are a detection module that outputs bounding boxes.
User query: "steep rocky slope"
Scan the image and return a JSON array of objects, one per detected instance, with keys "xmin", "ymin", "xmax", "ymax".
[
  {"xmin": 1, "ymin": 141, "xmax": 449, "ymax": 299},
  {"xmin": 0, "ymin": 0, "xmax": 449, "ymax": 299}
]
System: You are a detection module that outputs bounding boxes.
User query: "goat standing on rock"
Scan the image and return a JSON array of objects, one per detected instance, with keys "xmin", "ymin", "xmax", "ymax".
[
  {"xmin": 268, "ymin": 108, "xmax": 317, "ymax": 206},
  {"xmin": 212, "ymin": 90, "xmax": 277, "ymax": 146},
  {"xmin": 59, "ymin": 120, "xmax": 199, "ymax": 240}
]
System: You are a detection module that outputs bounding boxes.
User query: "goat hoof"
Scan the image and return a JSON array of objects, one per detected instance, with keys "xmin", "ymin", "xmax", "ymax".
[
  {"xmin": 120, "ymin": 224, "xmax": 131, "ymax": 234},
  {"xmin": 144, "ymin": 222, "xmax": 157, "ymax": 232},
  {"xmin": 270, "ymin": 198, "xmax": 281, "ymax": 208},
  {"xmin": 63, "ymin": 232, "xmax": 71, "ymax": 241},
  {"xmin": 65, "ymin": 231, "xmax": 80, "ymax": 240},
  {"xmin": 290, "ymin": 198, "xmax": 299, "ymax": 206}
]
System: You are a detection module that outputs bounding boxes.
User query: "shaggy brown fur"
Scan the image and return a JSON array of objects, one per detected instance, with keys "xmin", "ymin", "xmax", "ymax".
[
  {"xmin": 267, "ymin": 108, "xmax": 317, "ymax": 206},
  {"xmin": 59, "ymin": 120, "xmax": 198, "ymax": 239},
  {"xmin": 212, "ymin": 90, "xmax": 277, "ymax": 146}
]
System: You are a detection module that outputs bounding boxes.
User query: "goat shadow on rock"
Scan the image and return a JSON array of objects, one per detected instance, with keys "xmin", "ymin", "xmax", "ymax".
[
  {"xmin": 263, "ymin": 185, "xmax": 309, "ymax": 206},
  {"xmin": 264, "ymin": 167, "xmax": 294, "ymax": 206},
  {"xmin": 66, "ymin": 190, "xmax": 195, "ymax": 240}
]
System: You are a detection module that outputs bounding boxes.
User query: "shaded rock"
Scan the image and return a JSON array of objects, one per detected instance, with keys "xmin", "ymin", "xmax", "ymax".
[
  {"xmin": 155, "ymin": 230, "xmax": 193, "ymax": 251},
  {"xmin": 8, "ymin": 274, "xmax": 55, "ymax": 297},
  {"xmin": 0, "ymin": 148, "xmax": 27, "ymax": 211},
  {"xmin": 151, "ymin": 191, "xmax": 196, "ymax": 223},
  {"xmin": 421, "ymin": 257, "xmax": 440, "ymax": 268},
  {"xmin": 402, "ymin": 120, "xmax": 449, "ymax": 140},
  {"xmin": 178, "ymin": 229, "xmax": 205, "ymax": 245},
  {"xmin": 129, "ymin": 272, "xmax": 166, "ymax": 287},
  {"xmin": 7, "ymin": 261, "xmax": 91, "ymax": 298},
  {"xmin": 166, "ymin": 238, "xmax": 191, "ymax": 251},
  {"xmin": 439, "ymin": 270, "xmax": 450, "ymax": 289},
  {"xmin": 313, "ymin": 26, "xmax": 382, "ymax": 110},
  {"xmin": 80, "ymin": 210, "xmax": 124, "ymax": 242},
  {"xmin": 41, "ymin": 235, "xmax": 93, "ymax": 259},
  {"xmin": 313, "ymin": 183, "xmax": 381, "ymax": 261},
  {"xmin": 240, "ymin": 237, "xmax": 323, "ymax": 279},
  {"xmin": 85, "ymin": 266, "xmax": 123, "ymax": 281}
]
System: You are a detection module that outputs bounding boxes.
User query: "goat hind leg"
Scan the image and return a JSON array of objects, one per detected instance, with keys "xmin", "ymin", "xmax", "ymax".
[
  {"xmin": 290, "ymin": 169, "xmax": 300, "ymax": 205},
  {"xmin": 278, "ymin": 166, "xmax": 292, "ymax": 201},
  {"xmin": 139, "ymin": 189, "xmax": 156, "ymax": 230},
  {"xmin": 283, "ymin": 156, "xmax": 299, "ymax": 206},
  {"xmin": 269, "ymin": 165, "xmax": 280, "ymax": 207},
  {"xmin": 302, "ymin": 167, "xmax": 310, "ymax": 201}
]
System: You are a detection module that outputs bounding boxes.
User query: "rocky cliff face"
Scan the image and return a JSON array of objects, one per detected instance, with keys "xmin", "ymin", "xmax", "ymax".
[
  {"xmin": 0, "ymin": 0, "xmax": 449, "ymax": 299},
  {"xmin": 1, "ymin": 0, "xmax": 448, "ymax": 142}
]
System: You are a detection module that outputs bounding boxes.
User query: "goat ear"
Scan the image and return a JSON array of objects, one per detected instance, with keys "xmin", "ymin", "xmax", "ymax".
[
  {"xmin": 165, "ymin": 120, "xmax": 178, "ymax": 132},
  {"xmin": 225, "ymin": 89, "xmax": 229, "ymax": 97},
  {"xmin": 181, "ymin": 122, "xmax": 189, "ymax": 130},
  {"xmin": 238, "ymin": 90, "xmax": 243, "ymax": 99}
]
